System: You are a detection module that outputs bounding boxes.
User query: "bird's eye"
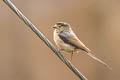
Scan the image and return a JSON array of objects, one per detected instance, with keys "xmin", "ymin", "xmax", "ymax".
[{"xmin": 57, "ymin": 25, "xmax": 60, "ymax": 27}]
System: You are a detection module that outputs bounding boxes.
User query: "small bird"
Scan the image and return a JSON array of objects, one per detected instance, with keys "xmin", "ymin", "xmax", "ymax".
[{"xmin": 53, "ymin": 22, "xmax": 112, "ymax": 70}]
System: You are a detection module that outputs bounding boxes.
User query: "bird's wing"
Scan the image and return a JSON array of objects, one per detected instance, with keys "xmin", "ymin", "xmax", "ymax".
[
  {"xmin": 59, "ymin": 31, "xmax": 112, "ymax": 70},
  {"xmin": 59, "ymin": 31, "xmax": 91, "ymax": 53}
]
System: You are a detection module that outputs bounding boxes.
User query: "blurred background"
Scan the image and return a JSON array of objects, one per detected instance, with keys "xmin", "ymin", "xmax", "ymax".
[{"xmin": 0, "ymin": 0, "xmax": 120, "ymax": 80}]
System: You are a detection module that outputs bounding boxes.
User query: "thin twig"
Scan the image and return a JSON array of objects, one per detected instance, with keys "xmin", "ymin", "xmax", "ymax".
[{"xmin": 3, "ymin": 0, "xmax": 88, "ymax": 80}]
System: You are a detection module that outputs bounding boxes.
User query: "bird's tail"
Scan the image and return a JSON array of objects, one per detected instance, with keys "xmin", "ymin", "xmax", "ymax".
[{"xmin": 87, "ymin": 52, "xmax": 112, "ymax": 70}]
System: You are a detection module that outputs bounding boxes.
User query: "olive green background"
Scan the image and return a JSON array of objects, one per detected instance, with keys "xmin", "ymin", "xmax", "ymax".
[{"xmin": 0, "ymin": 0, "xmax": 119, "ymax": 80}]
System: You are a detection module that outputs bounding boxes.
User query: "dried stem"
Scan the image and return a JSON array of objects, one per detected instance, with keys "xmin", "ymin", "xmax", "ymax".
[{"xmin": 3, "ymin": 0, "xmax": 88, "ymax": 80}]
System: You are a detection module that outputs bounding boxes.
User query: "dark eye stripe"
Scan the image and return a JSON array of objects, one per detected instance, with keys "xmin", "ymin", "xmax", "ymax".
[{"xmin": 56, "ymin": 22, "xmax": 68, "ymax": 27}]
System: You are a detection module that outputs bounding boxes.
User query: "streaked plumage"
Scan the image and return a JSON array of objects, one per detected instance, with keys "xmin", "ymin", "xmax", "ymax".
[{"xmin": 53, "ymin": 22, "xmax": 112, "ymax": 70}]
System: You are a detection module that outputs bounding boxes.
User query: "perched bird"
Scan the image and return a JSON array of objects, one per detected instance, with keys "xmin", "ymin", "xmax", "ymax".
[{"xmin": 53, "ymin": 22, "xmax": 112, "ymax": 70}]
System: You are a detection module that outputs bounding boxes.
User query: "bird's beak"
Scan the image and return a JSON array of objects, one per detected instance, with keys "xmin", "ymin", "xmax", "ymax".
[
  {"xmin": 53, "ymin": 25, "xmax": 57, "ymax": 29},
  {"xmin": 53, "ymin": 26, "xmax": 56, "ymax": 28}
]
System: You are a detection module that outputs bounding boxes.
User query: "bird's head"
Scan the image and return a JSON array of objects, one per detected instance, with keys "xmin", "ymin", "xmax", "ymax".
[{"xmin": 53, "ymin": 22, "xmax": 70, "ymax": 32}]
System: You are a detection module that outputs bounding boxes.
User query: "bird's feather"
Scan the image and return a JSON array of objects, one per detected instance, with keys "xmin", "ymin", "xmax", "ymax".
[
  {"xmin": 58, "ymin": 31, "xmax": 91, "ymax": 53},
  {"xmin": 87, "ymin": 52, "xmax": 112, "ymax": 70}
]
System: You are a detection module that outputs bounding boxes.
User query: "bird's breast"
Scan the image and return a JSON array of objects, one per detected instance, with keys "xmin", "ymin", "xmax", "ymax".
[{"xmin": 53, "ymin": 30, "xmax": 75, "ymax": 52}]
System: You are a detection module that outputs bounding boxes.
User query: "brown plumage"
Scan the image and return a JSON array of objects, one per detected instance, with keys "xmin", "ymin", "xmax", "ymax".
[{"xmin": 53, "ymin": 22, "xmax": 112, "ymax": 70}]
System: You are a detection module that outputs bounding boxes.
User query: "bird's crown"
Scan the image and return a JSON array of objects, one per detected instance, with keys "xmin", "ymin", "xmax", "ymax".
[{"xmin": 56, "ymin": 22, "xmax": 69, "ymax": 27}]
